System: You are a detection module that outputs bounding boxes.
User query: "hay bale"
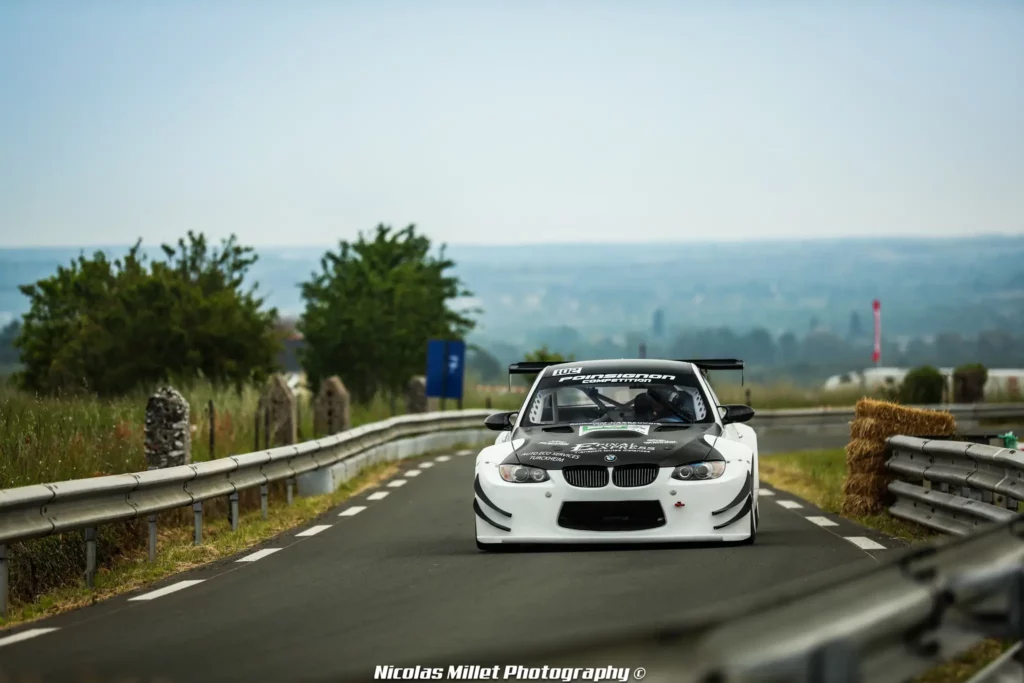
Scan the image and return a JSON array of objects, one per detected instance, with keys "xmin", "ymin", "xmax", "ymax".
[
  {"xmin": 846, "ymin": 449, "xmax": 889, "ymax": 475},
  {"xmin": 850, "ymin": 417, "xmax": 904, "ymax": 442},
  {"xmin": 841, "ymin": 493, "xmax": 886, "ymax": 517},
  {"xmin": 852, "ymin": 398, "xmax": 956, "ymax": 435},
  {"xmin": 845, "ymin": 437, "xmax": 888, "ymax": 462}
]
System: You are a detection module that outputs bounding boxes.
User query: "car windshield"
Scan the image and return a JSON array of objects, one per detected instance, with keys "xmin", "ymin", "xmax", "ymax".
[{"xmin": 520, "ymin": 374, "xmax": 714, "ymax": 428}]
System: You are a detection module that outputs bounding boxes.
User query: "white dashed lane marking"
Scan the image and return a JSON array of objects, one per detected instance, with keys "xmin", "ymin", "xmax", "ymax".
[
  {"xmin": 758, "ymin": 489, "xmax": 775, "ymax": 496},
  {"xmin": 435, "ymin": 455, "xmax": 451, "ymax": 462},
  {"xmin": 776, "ymin": 500, "xmax": 803, "ymax": 509},
  {"xmin": 367, "ymin": 492, "xmax": 389, "ymax": 501},
  {"xmin": 0, "ymin": 628, "xmax": 60, "ymax": 649},
  {"xmin": 420, "ymin": 462, "xmax": 434, "ymax": 469},
  {"xmin": 129, "ymin": 580, "xmax": 206, "ymax": 601},
  {"xmin": 387, "ymin": 479, "xmax": 407, "ymax": 488},
  {"xmin": 845, "ymin": 536, "xmax": 886, "ymax": 550},
  {"xmin": 806, "ymin": 516, "xmax": 838, "ymax": 527},
  {"xmin": 339, "ymin": 506, "xmax": 367, "ymax": 517},
  {"xmin": 296, "ymin": 525, "xmax": 332, "ymax": 537},
  {"xmin": 456, "ymin": 450, "xmax": 473, "ymax": 456},
  {"xmin": 236, "ymin": 548, "xmax": 282, "ymax": 563},
  {"xmin": 406, "ymin": 470, "xmax": 422, "ymax": 477}
]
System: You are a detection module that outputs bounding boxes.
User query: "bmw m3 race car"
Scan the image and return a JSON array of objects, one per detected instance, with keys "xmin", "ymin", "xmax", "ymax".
[{"xmin": 473, "ymin": 358, "xmax": 759, "ymax": 550}]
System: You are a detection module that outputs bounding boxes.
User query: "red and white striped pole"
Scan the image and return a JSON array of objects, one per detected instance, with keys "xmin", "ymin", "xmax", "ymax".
[{"xmin": 872, "ymin": 299, "xmax": 881, "ymax": 367}]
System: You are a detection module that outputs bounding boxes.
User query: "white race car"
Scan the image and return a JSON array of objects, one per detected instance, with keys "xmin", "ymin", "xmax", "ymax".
[{"xmin": 473, "ymin": 358, "xmax": 759, "ymax": 550}]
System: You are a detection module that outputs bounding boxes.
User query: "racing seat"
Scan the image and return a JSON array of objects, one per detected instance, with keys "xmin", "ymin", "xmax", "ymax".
[{"xmin": 632, "ymin": 393, "xmax": 656, "ymax": 422}]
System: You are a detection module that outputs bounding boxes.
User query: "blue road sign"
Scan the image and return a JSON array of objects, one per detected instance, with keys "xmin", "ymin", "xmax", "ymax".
[{"xmin": 426, "ymin": 339, "xmax": 466, "ymax": 400}]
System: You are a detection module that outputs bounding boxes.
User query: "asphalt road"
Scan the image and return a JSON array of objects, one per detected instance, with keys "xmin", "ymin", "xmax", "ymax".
[{"xmin": 0, "ymin": 435, "xmax": 899, "ymax": 683}]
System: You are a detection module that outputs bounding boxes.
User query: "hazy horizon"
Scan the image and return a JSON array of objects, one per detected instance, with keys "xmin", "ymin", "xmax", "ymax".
[{"xmin": 2, "ymin": 2, "xmax": 1022, "ymax": 248}]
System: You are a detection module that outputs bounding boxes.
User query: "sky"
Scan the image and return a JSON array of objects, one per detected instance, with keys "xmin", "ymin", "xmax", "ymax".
[{"xmin": 0, "ymin": 0, "xmax": 1022, "ymax": 248}]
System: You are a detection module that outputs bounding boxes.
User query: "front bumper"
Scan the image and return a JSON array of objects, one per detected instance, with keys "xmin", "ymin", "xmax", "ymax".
[{"xmin": 474, "ymin": 462, "xmax": 755, "ymax": 544}]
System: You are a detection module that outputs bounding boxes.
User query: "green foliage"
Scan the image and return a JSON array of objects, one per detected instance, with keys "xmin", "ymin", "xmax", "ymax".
[
  {"xmin": 298, "ymin": 224, "xmax": 476, "ymax": 404},
  {"xmin": 13, "ymin": 233, "xmax": 280, "ymax": 396},
  {"xmin": 898, "ymin": 365, "xmax": 946, "ymax": 404},
  {"xmin": 466, "ymin": 344, "xmax": 503, "ymax": 384},
  {"xmin": 953, "ymin": 363, "xmax": 988, "ymax": 403}
]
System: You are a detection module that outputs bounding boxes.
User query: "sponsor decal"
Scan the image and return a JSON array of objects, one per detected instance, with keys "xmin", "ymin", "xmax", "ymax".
[
  {"xmin": 558, "ymin": 373, "xmax": 676, "ymax": 384},
  {"xmin": 529, "ymin": 455, "xmax": 567, "ymax": 462},
  {"xmin": 571, "ymin": 442, "xmax": 655, "ymax": 453},
  {"xmin": 644, "ymin": 439, "xmax": 676, "ymax": 445},
  {"xmin": 579, "ymin": 423, "xmax": 651, "ymax": 436},
  {"xmin": 523, "ymin": 451, "xmax": 580, "ymax": 459},
  {"xmin": 537, "ymin": 440, "xmax": 570, "ymax": 446},
  {"xmin": 551, "ymin": 366, "xmax": 583, "ymax": 376}
]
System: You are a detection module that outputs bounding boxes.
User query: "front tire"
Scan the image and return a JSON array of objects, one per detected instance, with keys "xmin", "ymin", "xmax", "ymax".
[{"xmin": 740, "ymin": 500, "xmax": 757, "ymax": 545}]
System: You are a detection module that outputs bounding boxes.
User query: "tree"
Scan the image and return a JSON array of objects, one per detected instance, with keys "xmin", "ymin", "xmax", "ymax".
[
  {"xmin": 298, "ymin": 224, "xmax": 476, "ymax": 404},
  {"xmin": 953, "ymin": 363, "xmax": 987, "ymax": 403},
  {"xmin": 14, "ymin": 233, "xmax": 280, "ymax": 395},
  {"xmin": 898, "ymin": 365, "xmax": 945, "ymax": 404},
  {"xmin": 467, "ymin": 344, "xmax": 503, "ymax": 384}
]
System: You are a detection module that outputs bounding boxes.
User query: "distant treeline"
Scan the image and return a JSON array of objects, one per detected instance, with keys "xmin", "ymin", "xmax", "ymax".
[{"xmin": 468, "ymin": 325, "xmax": 1024, "ymax": 386}]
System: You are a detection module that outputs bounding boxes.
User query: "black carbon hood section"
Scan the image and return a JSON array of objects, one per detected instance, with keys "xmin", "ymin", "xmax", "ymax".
[{"xmin": 502, "ymin": 422, "xmax": 723, "ymax": 469}]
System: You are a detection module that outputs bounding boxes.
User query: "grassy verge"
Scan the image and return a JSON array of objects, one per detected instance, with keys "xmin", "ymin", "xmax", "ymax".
[
  {"xmin": 0, "ymin": 445, "xmax": 473, "ymax": 630},
  {"xmin": 760, "ymin": 448, "xmax": 1013, "ymax": 681}
]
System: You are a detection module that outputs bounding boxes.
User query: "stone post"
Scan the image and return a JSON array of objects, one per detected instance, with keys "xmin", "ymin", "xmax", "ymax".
[
  {"xmin": 314, "ymin": 376, "xmax": 351, "ymax": 435},
  {"xmin": 145, "ymin": 386, "xmax": 191, "ymax": 468},
  {"xmin": 406, "ymin": 375, "xmax": 427, "ymax": 414},
  {"xmin": 263, "ymin": 374, "xmax": 297, "ymax": 447}
]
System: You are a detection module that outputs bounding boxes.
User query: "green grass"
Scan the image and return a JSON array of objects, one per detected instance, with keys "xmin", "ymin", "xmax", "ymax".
[{"xmin": 760, "ymin": 448, "xmax": 1013, "ymax": 681}]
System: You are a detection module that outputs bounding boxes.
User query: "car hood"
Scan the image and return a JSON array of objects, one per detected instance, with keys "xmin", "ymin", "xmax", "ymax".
[{"xmin": 502, "ymin": 422, "xmax": 723, "ymax": 469}]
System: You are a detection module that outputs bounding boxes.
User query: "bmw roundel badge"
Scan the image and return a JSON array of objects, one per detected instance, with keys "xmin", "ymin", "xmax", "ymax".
[{"xmin": 604, "ymin": 454, "xmax": 617, "ymax": 462}]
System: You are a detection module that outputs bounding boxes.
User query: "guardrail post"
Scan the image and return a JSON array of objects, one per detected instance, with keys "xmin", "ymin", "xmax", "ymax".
[
  {"xmin": 808, "ymin": 639, "xmax": 858, "ymax": 683},
  {"xmin": 260, "ymin": 483, "xmax": 269, "ymax": 519},
  {"xmin": 287, "ymin": 477, "xmax": 295, "ymax": 505},
  {"xmin": 229, "ymin": 491, "xmax": 240, "ymax": 532},
  {"xmin": 148, "ymin": 514, "xmax": 157, "ymax": 562},
  {"xmin": 84, "ymin": 527, "xmax": 97, "ymax": 589},
  {"xmin": 0, "ymin": 544, "xmax": 8, "ymax": 619},
  {"xmin": 193, "ymin": 501, "xmax": 203, "ymax": 545}
]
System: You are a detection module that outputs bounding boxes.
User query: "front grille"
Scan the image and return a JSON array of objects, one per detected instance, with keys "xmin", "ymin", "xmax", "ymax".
[
  {"xmin": 558, "ymin": 501, "xmax": 666, "ymax": 531},
  {"xmin": 612, "ymin": 464, "xmax": 659, "ymax": 487},
  {"xmin": 563, "ymin": 466, "xmax": 609, "ymax": 488}
]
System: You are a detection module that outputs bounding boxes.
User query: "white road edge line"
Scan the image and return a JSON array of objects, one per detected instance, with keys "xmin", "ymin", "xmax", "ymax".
[
  {"xmin": 0, "ymin": 628, "xmax": 60, "ymax": 648},
  {"xmin": 128, "ymin": 580, "xmax": 206, "ymax": 601},
  {"xmin": 435, "ymin": 455, "xmax": 451, "ymax": 462},
  {"xmin": 406, "ymin": 470, "xmax": 422, "ymax": 477},
  {"xmin": 339, "ymin": 506, "xmax": 367, "ymax": 517},
  {"xmin": 237, "ymin": 548, "xmax": 282, "ymax": 563},
  {"xmin": 758, "ymin": 489, "xmax": 775, "ymax": 496},
  {"xmin": 777, "ymin": 500, "xmax": 803, "ymax": 509},
  {"xmin": 296, "ymin": 525, "xmax": 332, "ymax": 537},
  {"xmin": 387, "ymin": 479, "xmax": 407, "ymax": 488},
  {"xmin": 806, "ymin": 516, "xmax": 838, "ymax": 528},
  {"xmin": 367, "ymin": 491, "xmax": 389, "ymax": 500},
  {"xmin": 846, "ymin": 536, "xmax": 886, "ymax": 550}
]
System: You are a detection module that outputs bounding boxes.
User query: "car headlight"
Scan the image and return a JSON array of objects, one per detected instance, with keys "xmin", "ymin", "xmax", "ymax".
[
  {"xmin": 499, "ymin": 464, "xmax": 550, "ymax": 483},
  {"xmin": 672, "ymin": 461, "xmax": 726, "ymax": 481}
]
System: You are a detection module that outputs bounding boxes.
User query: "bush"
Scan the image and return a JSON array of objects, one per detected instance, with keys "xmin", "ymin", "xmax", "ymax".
[
  {"xmin": 898, "ymin": 365, "xmax": 946, "ymax": 404},
  {"xmin": 953, "ymin": 363, "xmax": 988, "ymax": 403}
]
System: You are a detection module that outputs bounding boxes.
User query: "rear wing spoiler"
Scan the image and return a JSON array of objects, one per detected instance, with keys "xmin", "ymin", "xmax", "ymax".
[
  {"xmin": 508, "ymin": 361, "xmax": 562, "ymax": 375},
  {"xmin": 676, "ymin": 358, "xmax": 745, "ymax": 385},
  {"xmin": 507, "ymin": 361, "xmax": 565, "ymax": 392}
]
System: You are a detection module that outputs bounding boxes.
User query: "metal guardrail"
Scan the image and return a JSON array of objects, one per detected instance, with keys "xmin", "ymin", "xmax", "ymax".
[
  {"xmin": 887, "ymin": 435, "xmax": 1024, "ymax": 536},
  {"xmin": 457, "ymin": 515, "xmax": 1024, "ymax": 683},
  {"xmin": 751, "ymin": 402, "xmax": 1024, "ymax": 426},
  {"xmin": 0, "ymin": 409, "xmax": 490, "ymax": 618}
]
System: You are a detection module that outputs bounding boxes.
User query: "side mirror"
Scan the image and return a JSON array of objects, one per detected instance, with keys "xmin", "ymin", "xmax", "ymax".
[
  {"xmin": 721, "ymin": 404, "xmax": 755, "ymax": 425},
  {"xmin": 484, "ymin": 411, "xmax": 517, "ymax": 431}
]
